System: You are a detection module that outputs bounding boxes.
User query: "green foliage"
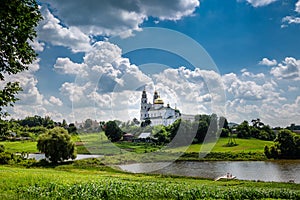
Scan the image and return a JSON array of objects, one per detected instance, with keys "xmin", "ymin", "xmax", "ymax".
[
  {"xmin": 0, "ymin": 144, "xmax": 5, "ymax": 153},
  {"xmin": 0, "ymin": 151, "xmax": 25, "ymax": 164},
  {"xmin": 236, "ymin": 121, "xmax": 251, "ymax": 138},
  {"xmin": 0, "ymin": 0, "xmax": 42, "ymax": 118},
  {"xmin": 195, "ymin": 120, "xmax": 209, "ymax": 142},
  {"xmin": 0, "ymin": 82, "xmax": 21, "ymax": 118},
  {"xmin": 180, "ymin": 151, "xmax": 267, "ymax": 161},
  {"xmin": 37, "ymin": 127, "xmax": 77, "ymax": 163},
  {"xmin": 0, "ymin": 152, "xmax": 12, "ymax": 164},
  {"xmin": 18, "ymin": 115, "xmax": 55, "ymax": 128},
  {"xmin": 153, "ymin": 114, "xmax": 230, "ymax": 145},
  {"xmin": 220, "ymin": 128, "xmax": 230, "ymax": 137},
  {"xmin": 265, "ymin": 129, "xmax": 300, "ymax": 159},
  {"xmin": 103, "ymin": 121, "xmax": 124, "ymax": 142},
  {"xmin": 236, "ymin": 119, "xmax": 275, "ymax": 141},
  {"xmin": 0, "ymin": 119, "xmax": 9, "ymax": 136},
  {"xmin": 67, "ymin": 123, "xmax": 77, "ymax": 134},
  {"xmin": 141, "ymin": 118, "xmax": 151, "ymax": 127},
  {"xmin": 154, "ymin": 127, "xmax": 170, "ymax": 144}
]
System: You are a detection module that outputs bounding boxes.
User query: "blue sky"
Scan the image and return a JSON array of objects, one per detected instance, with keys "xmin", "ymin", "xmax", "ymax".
[{"xmin": 5, "ymin": 0, "xmax": 300, "ymax": 127}]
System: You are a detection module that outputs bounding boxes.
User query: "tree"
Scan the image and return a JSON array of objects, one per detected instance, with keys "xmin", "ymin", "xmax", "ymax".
[
  {"xmin": 236, "ymin": 121, "xmax": 251, "ymax": 138},
  {"xmin": 62, "ymin": 119, "xmax": 68, "ymax": 128},
  {"xmin": 103, "ymin": 121, "xmax": 124, "ymax": 142},
  {"xmin": 141, "ymin": 118, "xmax": 151, "ymax": 127},
  {"xmin": 264, "ymin": 129, "xmax": 300, "ymax": 159},
  {"xmin": 195, "ymin": 121, "xmax": 209, "ymax": 143},
  {"xmin": 67, "ymin": 123, "xmax": 77, "ymax": 135},
  {"xmin": 0, "ymin": 0, "xmax": 42, "ymax": 119},
  {"xmin": 37, "ymin": 127, "xmax": 77, "ymax": 163}
]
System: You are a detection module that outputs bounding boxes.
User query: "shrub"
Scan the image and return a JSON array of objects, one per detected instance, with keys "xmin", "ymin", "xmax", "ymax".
[
  {"xmin": 37, "ymin": 127, "xmax": 77, "ymax": 163},
  {"xmin": 0, "ymin": 152, "xmax": 12, "ymax": 164}
]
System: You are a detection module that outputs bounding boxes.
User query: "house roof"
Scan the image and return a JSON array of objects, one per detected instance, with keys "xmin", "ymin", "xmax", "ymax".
[{"xmin": 123, "ymin": 133, "xmax": 134, "ymax": 137}]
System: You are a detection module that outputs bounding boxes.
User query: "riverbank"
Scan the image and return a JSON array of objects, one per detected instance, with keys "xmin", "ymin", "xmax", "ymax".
[{"xmin": 1, "ymin": 160, "xmax": 299, "ymax": 199}]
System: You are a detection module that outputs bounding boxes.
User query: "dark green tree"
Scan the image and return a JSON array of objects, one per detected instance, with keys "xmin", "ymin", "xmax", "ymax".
[
  {"xmin": 236, "ymin": 121, "xmax": 251, "ymax": 138},
  {"xmin": 37, "ymin": 127, "xmax": 77, "ymax": 163},
  {"xmin": 62, "ymin": 119, "xmax": 67, "ymax": 127},
  {"xmin": 103, "ymin": 121, "xmax": 124, "ymax": 142},
  {"xmin": 0, "ymin": 0, "xmax": 42, "ymax": 119},
  {"xmin": 0, "ymin": 119, "xmax": 9, "ymax": 137},
  {"xmin": 195, "ymin": 121, "xmax": 209, "ymax": 143},
  {"xmin": 67, "ymin": 123, "xmax": 77, "ymax": 134},
  {"xmin": 275, "ymin": 129, "xmax": 296, "ymax": 158},
  {"xmin": 264, "ymin": 129, "xmax": 300, "ymax": 159}
]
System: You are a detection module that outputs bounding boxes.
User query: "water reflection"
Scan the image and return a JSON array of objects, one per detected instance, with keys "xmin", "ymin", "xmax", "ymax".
[{"xmin": 119, "ymin": 160, "xmax": 300, "ymax": 183}]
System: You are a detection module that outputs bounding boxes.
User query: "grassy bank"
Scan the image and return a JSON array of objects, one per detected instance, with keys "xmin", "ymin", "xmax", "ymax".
[{"xmin": 0, "ymin": 161, "xmax": 299, "ymax": 199}]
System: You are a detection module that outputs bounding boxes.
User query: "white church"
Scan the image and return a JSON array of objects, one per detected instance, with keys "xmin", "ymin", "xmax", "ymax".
[{"xmin": 140, "ymin": 89, "xmax": 181, "ymax": 126}]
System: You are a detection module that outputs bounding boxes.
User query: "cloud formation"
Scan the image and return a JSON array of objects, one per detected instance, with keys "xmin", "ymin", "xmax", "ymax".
[
  {"xmin": 42, "ymin": 0, "xmax": 200, "ymax": 36},
  {"xmin": 259, "ymin": 58, "xmax": 277, "ymax": 66},
  {"xmin": 281, "ymin": 0, "xmax": 300, "ymax": 26},
  {"xmin": 296, "ymin": 0, "xmax": 300, "ymax": 13},
  {"xmin": 244, "ymin": 0, "xmax": 277, "ymax": 7},
  {"xmin": 37, "ymin": 7, "xmax": 91, "ymax": 52},
  {"xmin": 271, "ymin": 57, "xmax": 300, "ymax": 80},
  {"xmin": 282, "ymin": 16, "xmax": 300, "ymax": 25}
]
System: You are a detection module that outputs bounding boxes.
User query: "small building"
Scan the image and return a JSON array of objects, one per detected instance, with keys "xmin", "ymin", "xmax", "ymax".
[
  {"xmin": 133, "ymin": 132, "xmax": 152, "ymax": 143},
  {"xmin": 123, "ymin": 133, "xmax": 134, "ymax": 142}
]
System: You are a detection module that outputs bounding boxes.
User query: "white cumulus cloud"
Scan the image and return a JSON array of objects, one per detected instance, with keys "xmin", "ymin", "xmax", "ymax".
[
  {"xmin": 37, "ymin": 7, "xmax": 92, "ymax": 52},
  {"xmin": 49, "ymin": 96, "xmax": 63, "ymax": 106},
  {"xmin": 271, "ymin": 57, "xmax": 300, "ymax": 80},
  {"xmin": 259, "ymin": 58, "xmax": 277, "ymax": 66}
]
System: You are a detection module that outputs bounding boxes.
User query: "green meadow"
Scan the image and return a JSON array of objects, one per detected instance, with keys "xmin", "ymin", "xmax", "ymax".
[{"xmin": 1, "ymin": 132, "xmax": 273, "ymax": 155}]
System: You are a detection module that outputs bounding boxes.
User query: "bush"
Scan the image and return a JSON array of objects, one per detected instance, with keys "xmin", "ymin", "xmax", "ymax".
[
  {"xmin": 37, "ymin": 127, "xmax": 77, "ymax": 163},
  {"xmin": 0, "ymin": 152, "xmax": 12, "ymax": 164}
]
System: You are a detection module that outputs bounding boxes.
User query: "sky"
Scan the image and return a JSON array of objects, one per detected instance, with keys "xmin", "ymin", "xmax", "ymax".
[{"xmin": 4, "ymin": 0, "xmax": 300, "ymax": 127}]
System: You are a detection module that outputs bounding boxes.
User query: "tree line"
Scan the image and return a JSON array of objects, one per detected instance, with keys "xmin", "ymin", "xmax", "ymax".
[{"xmin": 0, "ymin": 115, "xmax": 77, "ymax": 140}]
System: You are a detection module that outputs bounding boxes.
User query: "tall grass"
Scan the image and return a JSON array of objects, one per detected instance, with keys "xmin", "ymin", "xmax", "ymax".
[{"xmin": 16, "ymin": 179, "xmax": 300, "ymax": 199}]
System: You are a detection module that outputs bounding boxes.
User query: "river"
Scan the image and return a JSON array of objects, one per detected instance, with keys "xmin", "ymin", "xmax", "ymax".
[
  {"xmin": 27, "ymin": 153, "xmax": 103, "ymax": 161},
  {"xmin": 119, "ymin": 160, "xmax": 300, "ymax": 183}
]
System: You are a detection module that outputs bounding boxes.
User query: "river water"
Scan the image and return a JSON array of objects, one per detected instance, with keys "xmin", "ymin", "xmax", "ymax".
[
  {"xmin": 27, "ymin": 153, "xmax": 103, "ymax": 161},
  {"xmin": 119, "ymin": 160, "xmax": 300, "ymax": 183}
]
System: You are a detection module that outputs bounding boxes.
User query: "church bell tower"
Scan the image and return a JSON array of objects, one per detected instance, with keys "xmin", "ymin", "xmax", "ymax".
[{"xmin": 140, "ymin": 89, "xmax": 149, "ymax": 120}]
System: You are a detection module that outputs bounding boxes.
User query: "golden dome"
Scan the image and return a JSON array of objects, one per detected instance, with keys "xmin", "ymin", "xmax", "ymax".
[{"xmin": 154, "ymin": 97, "xmax": 164, "ymax": 104}]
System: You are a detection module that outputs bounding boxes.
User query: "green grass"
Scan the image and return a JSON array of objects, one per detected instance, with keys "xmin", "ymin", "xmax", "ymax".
[
  {"xmin": 186, "ymin": 138, "xmax": 274, "ymax": 153},
  {"xmin": 0, "ymin": 140, "xmax": 38, "ymax": 153},
  {"xmin": 0, "ymin": 163, "xmax": 299, "ymax": 199}
]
